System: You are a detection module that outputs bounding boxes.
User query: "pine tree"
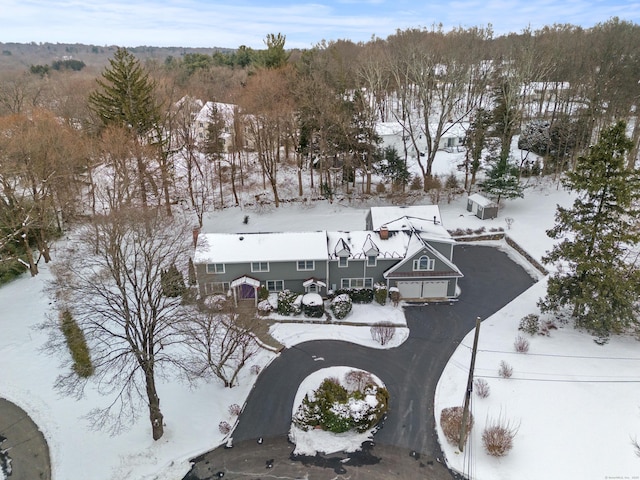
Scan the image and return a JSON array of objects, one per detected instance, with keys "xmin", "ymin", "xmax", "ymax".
[
  {"xmin": 89, "ymin": 48, "xmax": 160, "ymax": 136},
  {"xmin": 88, "ymin": 48, "xmax": 161, "ymax": 207},
  {"xmin": 480, "ymin": 155, "xmax": 524, "ymax": 205},
  {"xmin": 539, "ymin": 121, "xmax": 640, "ymax": 338}
]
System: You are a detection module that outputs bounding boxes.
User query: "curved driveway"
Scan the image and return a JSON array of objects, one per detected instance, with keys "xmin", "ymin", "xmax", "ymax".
[{"xmin": 232, "ymin": 245, "xmax": 536, "ymax": 458}]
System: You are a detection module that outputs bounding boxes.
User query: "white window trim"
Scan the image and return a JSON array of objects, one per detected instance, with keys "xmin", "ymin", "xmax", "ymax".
[
  {"xmin": 297, "ymin": 260, "xmax": 315, "ymax": 271},
  {"xmin": 413, "ymin": 255, "xmax": 435, "ymax": 271},
  {"xmin": 341, "ymin": 277, "xmax": 373, "ymax": 289},
  {"xmin": 206, "ymin": 263, "xmax": 225, "ymax": 274},
  {"xmin": 205, "ymin": 281, "xmax": 230, "ymax": 295},
  {"xmin": 338, "ymin": 256, "xmax": 348, "ymax": 268},
  {"xmin": 266, "ymin": 280, "xmax": 284, "ymax": 292},
  {"xmin": 366, "ymin": 255, "xmax": 377, "ymax": 267},
  {"xmin": 251, "ymin": 261, "xmax": 270, "ymax": 272}
]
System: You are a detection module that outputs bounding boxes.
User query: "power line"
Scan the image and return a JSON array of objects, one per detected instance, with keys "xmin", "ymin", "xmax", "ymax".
[{"xmin": 459, "ymin": 342, "xmax": 640, "ymax": 361}]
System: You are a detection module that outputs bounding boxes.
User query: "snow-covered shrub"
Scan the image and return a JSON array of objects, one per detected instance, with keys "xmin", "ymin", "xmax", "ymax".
[
  {"xmin": 219, "ymin": 421, "xmax": 231, "ymax": 435},
  {"xmin": 204, "ymin": 294, "xmax": 228, "ymax": 311},
  {"xmin": 250, "ymin": 364, "xmax": 261, "ymax": 375},
  {"xmin": 257, "ymin": 299, "xmax": 272, "ymax": 316},
  {"xmin": 374, "ymin": 283, "xmax": 387, "ymax": 305},
  {"xmin": 539, "ymin": 319, "xmax": 558, "ymax": 336},
  {"xmin": 277, "ymin": 290, "xmax": 300, "ymax": 316},
  {"xmin": 301, "ymin": 293, "xmax": 324, "ymax": 318},
  {"xmin": 330, "ymin": 294, "xmax": 352, "ymax": 320},
  {"xmin": 482, "ymin": 416, "xmax": 519, "ymax": 457},
  {"xmin": 518, "ymin": 314, "xmax": 540, "ymax": 336},
  {"xmin": 440, "ymin": 406, "xmax": 473, "ymax": 446},
  {"xmin": 474, "ymin": 378, "xmax": 490, "ymax": 399},
  {"xmin": 370, "ymin": 322, "xmax": 395, "ymax": 346},
  {"xmin": 409, "ymin": 175, "xmax": 423, "ymax": 191},
  {"xmin": 228, "ymin": 404, "xmax": 241, "ymax": 416},
  {"xmin": 513, "ymin": 335, "xmax": 530, "ymax": 353},
  {"xmin": 499, "ymin": 360, "xmax": 513, "ymax": 378},
  {"xmin": 389, "ymin": 287, "xmax": 401, "ymax": 306},
  {"xmin": 337, "ymin": 288, "xmax": 374, "ymax": 304},
  {"xmin": 292, "ymin": 377, "xmax": 389, "ymax": 434}
]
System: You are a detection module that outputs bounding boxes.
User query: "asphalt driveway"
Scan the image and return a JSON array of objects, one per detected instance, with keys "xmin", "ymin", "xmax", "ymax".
[{"xmin": 186, "ymin": 245, "xmax": 536, "ymax": 479}]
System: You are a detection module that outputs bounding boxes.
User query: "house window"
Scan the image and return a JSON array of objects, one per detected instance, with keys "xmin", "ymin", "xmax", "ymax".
[
  {"xmin": 205, "ymin": 282, "xmax": 230, "ymax": 295},
  {"xmin": 297, "ymin": 260, "xmax": 315, "ymax": 271},
  {"xmin": 413, "ymin": 255, "xmax": 435, "ymax": 271},
  {"xmin": 341, "ymin": 278, "xmax": 373, "ymax": 289},
  {"xmin": 338, "ymin": 257, "xmax": 348, "ymax": 268},
  {"xmin": 367, "ymin": 255, "xmax": 377, "ymax": 267},
  {"xmin": 251, "ymin": 262, "xmax": 269, "ymax": 272},
  {"xmin": 266, "ymin": 280, "xmax": 284, "ymax": 292},
  {"xmin": 306, "ymin": 283, "xmax": 318, "ymax": 293},
  {"xmin": 206, "ymin": 263, "xmax": 225, "ymax": 274}
]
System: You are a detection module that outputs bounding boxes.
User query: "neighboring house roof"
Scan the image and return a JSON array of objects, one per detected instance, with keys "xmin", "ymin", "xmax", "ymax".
[
  {"xmin": 194, "ymin": 231, "xmax": 328, "ymax": 264},
  {"xmin": 195, "ymin": 101, "xmax": 237, "ymax": 125},
  {"xmin": 468, "ymin": 193, "xmax": 496, "ymax": 207},
  {"xmin": 327, "ymin": 231, "xmax": 409, "ymax": 260}
]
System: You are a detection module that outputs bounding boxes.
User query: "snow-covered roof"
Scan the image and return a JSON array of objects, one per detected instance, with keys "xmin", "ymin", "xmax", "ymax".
[
  {"xmin": 468, "ymin": 193, "xmax": 496, "ymax": 207},
  {"xmin": 327, "ymin": 231, "xmax": 409, "ymax": 260},
  {"xmin": 195, "ymin": 101, "xmax": 237, "ymax": 124},
  {"xmin": 194, "ymin": 231, "xmax": 328, "ymax": 264},
  {"xmin": 369, "ymin": 206, "xmax": 453, "ymax": 242}
]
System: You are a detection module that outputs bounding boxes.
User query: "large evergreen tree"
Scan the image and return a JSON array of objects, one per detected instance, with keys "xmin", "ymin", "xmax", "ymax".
[
  {"xmin": 89, "ymin": 47, "xmax": 159, "ymax": 136},
  {"xmin": 89, "ymin": 48, "xmax": 161, "ymax": 207},
  {"xmin": 540, "ymin": 121, "xmax": 640, "ymax": 338}
]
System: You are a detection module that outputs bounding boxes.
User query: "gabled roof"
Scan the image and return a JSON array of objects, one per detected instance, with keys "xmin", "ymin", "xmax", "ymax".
[
  {"xmin": 468, "ymin": 193, "xmax": 496, "ymax": 207},
  {"xmin": 369, "ymin": 206, "xmax": 453, "ymax": 243},
  {"xmin": 194, "ymin": 231, "xmax": 328, "ymax": 264},
  {"xmin": 327, "ymin": 230, "xmax": 408, "ymax": 260},
  {"xmin": 195, "ymin": 101, "xmax": 237, "ymax": 124},
  {"xmin": 383, "ymin": 235, "xmax": 463, "ymax": 279}
]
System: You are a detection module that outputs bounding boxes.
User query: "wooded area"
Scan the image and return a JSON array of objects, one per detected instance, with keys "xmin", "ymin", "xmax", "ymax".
[{"xmin": 1, "ymin": 18, "xmax": 640, "ymax": 281}]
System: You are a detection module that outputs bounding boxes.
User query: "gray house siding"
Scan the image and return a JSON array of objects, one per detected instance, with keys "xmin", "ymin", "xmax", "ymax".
[
  {"xmin": 197, "ymin": 259, "xmax": 326, "ymax": 296},
  {"xmin": 426, "ymin": 240, "xmax": 454, "ymax": 261}
]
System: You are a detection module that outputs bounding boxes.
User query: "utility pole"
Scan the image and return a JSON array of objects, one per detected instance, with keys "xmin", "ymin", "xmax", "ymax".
[{"xmin": 458, "ymin": 316, "xmax": 481, "ymax": 452}]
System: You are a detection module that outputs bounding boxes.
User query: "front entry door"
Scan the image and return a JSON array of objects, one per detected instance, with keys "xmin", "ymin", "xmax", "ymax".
[{"xmin": 240, "ymin": 283, "xmax": 255, "ymax": 299}]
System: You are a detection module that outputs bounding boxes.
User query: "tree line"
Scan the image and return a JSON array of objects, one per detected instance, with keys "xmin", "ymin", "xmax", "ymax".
[{"xmin": 2, "ymin": 17, "xmax": 640, "ymax": 439}]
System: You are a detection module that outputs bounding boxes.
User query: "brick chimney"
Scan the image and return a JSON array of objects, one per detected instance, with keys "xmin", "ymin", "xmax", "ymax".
[{"xmin": 379, "ymin": 225, "xmax": 389, "ymax": 240}]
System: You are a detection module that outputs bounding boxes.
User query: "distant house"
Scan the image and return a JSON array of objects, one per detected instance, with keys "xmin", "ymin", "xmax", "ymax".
[
  {"xmin": 194, "ymin": 101, "xmax": 246, "ymax": 152},
  {"xmin": 375, "ymin": 121, "xmax": 467, "ymax": 156},
  {"xmin": 193, "ymin": 206, "xmax": 463, "ymax": 303},
  {"xmin": 467, "ymin": 193, "xmax": 498, "ymax": 220}
]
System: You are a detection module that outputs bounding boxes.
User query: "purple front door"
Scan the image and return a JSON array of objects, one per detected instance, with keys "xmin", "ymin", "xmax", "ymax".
[{"xmin": 239, "ymin": 283, "xmax": 255, "ymax": 299}]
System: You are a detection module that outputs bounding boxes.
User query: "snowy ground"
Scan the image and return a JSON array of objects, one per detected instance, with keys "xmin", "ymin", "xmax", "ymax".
[{"xmin": 2, "ymin": 139, "xmax": 638, "ymax": 480}]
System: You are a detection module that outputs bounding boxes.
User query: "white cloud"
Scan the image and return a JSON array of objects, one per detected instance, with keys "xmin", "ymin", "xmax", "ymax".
[{"xmin": 1, "ymin": 0, "xmax": 639, "ymax": 48}]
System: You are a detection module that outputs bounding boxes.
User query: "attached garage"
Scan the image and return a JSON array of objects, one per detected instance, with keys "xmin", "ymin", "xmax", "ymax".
[{"xmin": 397, "ymin": 280, "xmax": 448, "ymax": 299}]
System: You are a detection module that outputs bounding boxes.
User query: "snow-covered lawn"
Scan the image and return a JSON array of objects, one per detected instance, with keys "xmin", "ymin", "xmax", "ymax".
[
  {"xmin": 2, "ymin": 165, "xmax": 638, "ymax": 480},
  {"xmin": 435, "ymin": 279, "xmax": 640, "ymax": 479}
]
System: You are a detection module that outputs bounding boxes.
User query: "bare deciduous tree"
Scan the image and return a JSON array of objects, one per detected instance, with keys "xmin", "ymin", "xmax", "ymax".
[
  {"xmin": 49, "ymin": 208, "xmax": 191, "ymax": 440},
  {"xmin": 180, "ymin": 300, "xmax": 261, "ymax": 388}
]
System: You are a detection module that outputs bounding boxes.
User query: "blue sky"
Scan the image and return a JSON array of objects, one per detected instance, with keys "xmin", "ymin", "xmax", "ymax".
[{"xmin": 3, "ymin": 0, "xmax": 639, "ymax": 49}]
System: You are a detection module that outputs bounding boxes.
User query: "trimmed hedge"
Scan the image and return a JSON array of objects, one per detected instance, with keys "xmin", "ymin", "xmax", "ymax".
[
  {"xmin": 60, "ymin": 310, "xmax": 94, "ymax": 377},
  {"xmin": 335, "ymin": 288, "xmax": 374, "ymax": 304}
]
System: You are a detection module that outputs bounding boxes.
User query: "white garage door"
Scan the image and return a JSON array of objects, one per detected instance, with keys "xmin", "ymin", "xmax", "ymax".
[{"xmin": 398, "ymin": 280, "xmax": 448, "ymax": 299}]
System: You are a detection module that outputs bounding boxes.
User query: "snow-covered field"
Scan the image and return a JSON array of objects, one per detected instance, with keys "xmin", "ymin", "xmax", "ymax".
[{"xmin": 2, "ymin": 139, "xmax": 639, "ymax": 480}]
